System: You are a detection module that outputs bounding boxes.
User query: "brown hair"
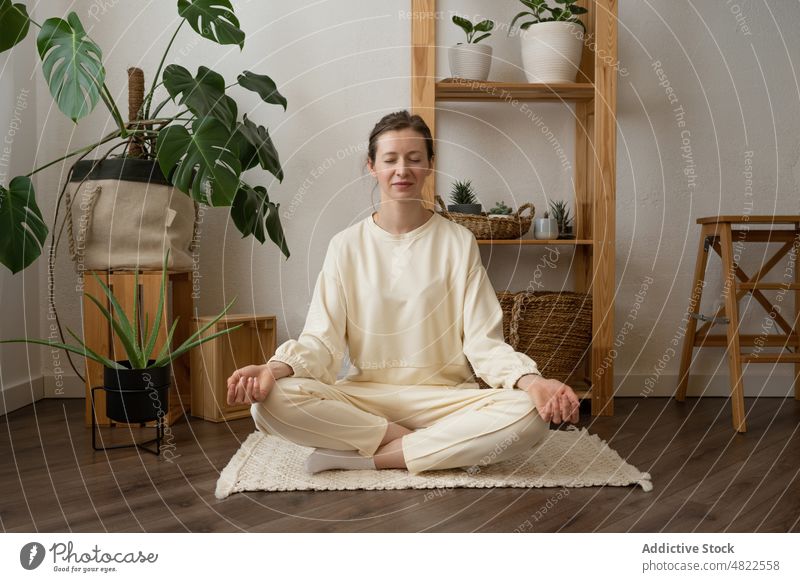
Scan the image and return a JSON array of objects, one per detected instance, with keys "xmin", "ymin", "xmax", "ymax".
[{"xmin": 366, "ymin": 110, "xmax": 435, "ymax": 166}]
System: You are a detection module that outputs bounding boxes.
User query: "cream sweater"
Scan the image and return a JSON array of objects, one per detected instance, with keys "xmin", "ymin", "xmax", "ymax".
[{"xmin": 268, "ymin": 211, "xmax": 542, "ymax": 389}]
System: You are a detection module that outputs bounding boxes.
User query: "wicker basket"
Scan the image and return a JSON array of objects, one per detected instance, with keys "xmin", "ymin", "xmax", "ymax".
[
  {"xmin": 497, "ymin": 290, "xmax": 516, "ymax": 341},
  {"xmin": 435, "ymin": 194, "xmax": 534, "ymax": 240},
  {"xmin": 467, "ymin": 290, "xmax": 592, "ymax": 388}
]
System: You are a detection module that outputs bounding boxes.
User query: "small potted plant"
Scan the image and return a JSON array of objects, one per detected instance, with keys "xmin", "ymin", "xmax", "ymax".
[
  {"xmin": 448, "ymin": 179, "xmax": 483, "ymax": 215},
  {"xmin": 1, "ymin": 250, "xmax": 240, "ymax": 429},
  {"xmin": 549, "ymin": 199, "xmax": 574, "ymax": 238},
  {"xmin": 487, "ymin": 201, "xmax": 513, "ymax": 218},
  {"xmin": 509, "ymin": 0, "xmax": 588, "ymax": 83},
  {"xmin": 534, "ymin": 210, "xmax": 560, "ymax": 240},
  {"xmin": 449, "ymin": 15, "xmax": 495, "ymax": 81}
]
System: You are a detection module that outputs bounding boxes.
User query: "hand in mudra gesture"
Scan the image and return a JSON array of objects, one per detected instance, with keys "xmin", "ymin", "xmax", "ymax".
[
  {"xmin": 226, "ymin": 364, "xmax": 275, "ymax": 405},
  {"xmin": 517, "ymin": 374, "xmax": 580, "ymax": 425}
]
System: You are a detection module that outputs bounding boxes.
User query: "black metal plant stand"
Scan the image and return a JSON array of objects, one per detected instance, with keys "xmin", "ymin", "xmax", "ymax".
[{"xmin": 91, "ymin": 386, "xmax": 164, "ymax": 456}]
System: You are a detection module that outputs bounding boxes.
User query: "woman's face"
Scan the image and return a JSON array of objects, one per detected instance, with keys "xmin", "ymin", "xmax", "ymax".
[{"xmin": 368, "ymin": 128, "xmax": 433, "ymax": 202}]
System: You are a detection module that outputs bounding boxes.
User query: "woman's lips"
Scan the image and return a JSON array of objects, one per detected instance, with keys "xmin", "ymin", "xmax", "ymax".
[{"xmin": 393, "ymin": 182, "xmax": 413, "ymax": 188}]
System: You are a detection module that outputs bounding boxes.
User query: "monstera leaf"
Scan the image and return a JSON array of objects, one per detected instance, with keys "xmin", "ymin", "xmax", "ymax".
[
  {"xmin": 237, "ymin": 71, "xmax": 287, "ymax": 111},
  {"xmin": 264, "ymin": 196, "xmax": 289, "ymax": 259},
  {"xmin": 0, "ymin": 177, "xmax": 48, "ymax": 274},
  {"xmin": 234, "ymin": 115, "xmax": 283, "ymax": 181},
  {"xmin": 156, "ymin": 117, "xmax": 241, "ymax": 206},
  {"xmin": 232, "ymin": 183, "xmax": 289, "ymax": 258},
  {"xmin": 177, "ymin": 0, "xmax": 245, "ymax": 48},
  {"xmin": 163, "ymin": 64, "xmax": 237, "ymax": 128},
  {"xmin": 0, "ymin": 0, "xmax": 30, "ymax": 53},
  {"xmin": 36, "ymin": 12, "xmax": 105, "ymax": 122}
]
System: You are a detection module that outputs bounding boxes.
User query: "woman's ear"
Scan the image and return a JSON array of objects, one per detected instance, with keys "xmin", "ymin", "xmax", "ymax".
[{"xmin": 367, "ymin": 158, "xmax": 376, "ymax": 179}]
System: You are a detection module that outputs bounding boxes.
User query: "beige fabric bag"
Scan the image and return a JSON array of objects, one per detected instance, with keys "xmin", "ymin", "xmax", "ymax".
[{"xmin": 66, "ymin": 159, "xmax": 198, "ymax": 271}]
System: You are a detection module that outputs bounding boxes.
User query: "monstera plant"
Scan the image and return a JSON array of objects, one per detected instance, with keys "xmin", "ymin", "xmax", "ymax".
[{"xmin": 0, "ymin": 0, "xmax": 289, "ymax": 274}]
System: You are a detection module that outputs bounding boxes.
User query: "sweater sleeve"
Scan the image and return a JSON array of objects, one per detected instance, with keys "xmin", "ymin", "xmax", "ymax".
[
  {"xmin": 268, "ymin": 238, "xmax": 347, "ymax": 385},
  {"xmin": 461, "ymin": 236, "xmax": 543, "ymax": 390}
]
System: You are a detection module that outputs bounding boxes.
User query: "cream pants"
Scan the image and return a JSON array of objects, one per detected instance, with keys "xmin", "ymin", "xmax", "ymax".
[{"xmin": 250, "ymin": 377, "xmax": 549, "ymax": 475}]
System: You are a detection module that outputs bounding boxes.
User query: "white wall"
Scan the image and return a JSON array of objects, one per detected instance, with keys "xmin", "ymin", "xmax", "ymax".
[{"xmin": 1, "ymin": 1, "xmax": 798, "ymax": 413}]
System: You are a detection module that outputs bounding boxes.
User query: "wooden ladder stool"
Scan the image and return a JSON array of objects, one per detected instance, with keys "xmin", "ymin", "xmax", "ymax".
[{"xmin": 676, "ymin": 215, "xmax": 800, "ymax": 432}]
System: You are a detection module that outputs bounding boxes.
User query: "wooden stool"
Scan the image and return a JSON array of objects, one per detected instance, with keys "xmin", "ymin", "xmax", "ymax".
[
  {"xmin": 676, "ymin": 216, "xmax": 800, "ymax": 432},
  {"xmin": 83, "ymin": 270, "xmax": 193, "ymax": 428},
  {"xmin": 190, "ymin": 314, "xmax": 276, "ymax": 422}
]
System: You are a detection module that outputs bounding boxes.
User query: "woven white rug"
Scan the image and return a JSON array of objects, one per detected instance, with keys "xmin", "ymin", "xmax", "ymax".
[{"xmin": 215, "ymin": 425, "xmax": 652, "ymax": 499}]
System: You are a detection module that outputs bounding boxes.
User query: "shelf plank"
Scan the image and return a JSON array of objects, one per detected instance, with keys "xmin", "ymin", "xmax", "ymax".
[
  {"xmin": 476, "ymin": 238, "xmax": 593, "ymax": 246},
  {"xmin": 436, "ymin": 79, "xmax": 595, "ymax": 102}
]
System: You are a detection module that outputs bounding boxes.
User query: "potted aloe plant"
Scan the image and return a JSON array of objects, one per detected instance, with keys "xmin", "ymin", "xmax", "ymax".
[
  {"xmin": 549, "ymin": 199, "xmax": 574, "ymax": 238},
  {"xmin": 0, "ymin": 250, "xmax": 241, "ymax": 425},
  {"xmin": 449, "ymin": 15, "xmax": 495, "ymax": 81},
  {"xmin": 448, "ymin": 179, "xmax": 483, "ymax": 215},
  {"xmin": 509, "ymin": 0, "xmax": 588, "ymax": 83},
  {"xmin": 0, "ymin": 0, "xmax": 290, "ymax": 276}
]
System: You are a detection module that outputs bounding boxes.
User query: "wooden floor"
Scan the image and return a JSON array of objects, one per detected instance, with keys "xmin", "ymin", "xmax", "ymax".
[{"xmin": 1, "ymin": 396, "xmax": 798, "ymax": 533}]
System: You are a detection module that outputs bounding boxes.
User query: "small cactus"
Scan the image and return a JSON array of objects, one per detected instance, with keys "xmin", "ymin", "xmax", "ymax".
[{"xmin": 488, "ymin": 200, "xmax": 512, "ymax": 215}]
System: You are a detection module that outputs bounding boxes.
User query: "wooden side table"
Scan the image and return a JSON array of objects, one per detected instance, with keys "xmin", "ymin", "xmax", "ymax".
[
  {"xmin": 675, "ymin": 215, "xmax": 800, "ymax": 432},
  {"xmin": 190, "ymin": 314, "xmax": 276, "ymax": 422},
  {"xmin": 83, "ymin": 270, "xmax": 193, "ymax": 428}
]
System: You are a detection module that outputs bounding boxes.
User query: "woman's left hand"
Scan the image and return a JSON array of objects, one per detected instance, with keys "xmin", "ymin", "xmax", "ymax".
[{"xmin": 516, "ymin": 374, "xmax": 580, "ymax": 425}]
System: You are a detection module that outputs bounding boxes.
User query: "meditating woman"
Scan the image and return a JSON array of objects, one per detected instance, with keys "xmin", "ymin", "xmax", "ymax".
[{"xmin": 227, "ymin": 110, "xmax": 580, "ymax": 475}]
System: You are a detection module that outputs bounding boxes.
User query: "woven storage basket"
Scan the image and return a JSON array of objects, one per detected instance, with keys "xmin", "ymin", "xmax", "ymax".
[
  {"xmin": 435, "ymin": 194, "xmax": 534, "ymax": 240},
  {"xmin": 467, "ymin": 290, "xmax": 592, "ymax": 388},
  {"xmin": 496, "ymin": 290, "xmax": 517, "ymax": 341}
]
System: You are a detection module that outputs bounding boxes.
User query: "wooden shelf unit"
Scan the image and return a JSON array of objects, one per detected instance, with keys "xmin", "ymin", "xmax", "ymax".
[
  {"xmin": 476, "ymin": 238, "xmax": 593, "ymax": 246},
  {"xmin": 436, "ymin": 79, "xmax": 596, "ymax": 102},
  {"xmin": 411, "ymin": 0, "xmax": 617, "ymax": 416}
]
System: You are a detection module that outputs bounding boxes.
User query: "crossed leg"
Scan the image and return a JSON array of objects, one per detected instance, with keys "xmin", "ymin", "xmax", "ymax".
[{"xmin": 251, "ymin": 376, "xmax": 549, "ymax": 475}]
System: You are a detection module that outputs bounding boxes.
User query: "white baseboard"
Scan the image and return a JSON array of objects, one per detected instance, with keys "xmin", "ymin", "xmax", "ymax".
[
  {"xmin": 0, "ymin": 375, "xmax": 44, "ymax": 416},
  {"xmin": 1, "ymin": 373, "xmax": 84, "ymax": 416}
]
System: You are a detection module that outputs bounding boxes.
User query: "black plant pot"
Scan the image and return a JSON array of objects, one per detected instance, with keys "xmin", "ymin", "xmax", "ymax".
[
  {"xmin": 103, "ymin": 360, "xmax": 170, "ymax": 424},
  {"xmin": 448, "ymin": 203, "xmax": 483, "ymax": 215},
  {"xmin": 558, "ymin": 224, "xmax": 575, "ymax": 239}
]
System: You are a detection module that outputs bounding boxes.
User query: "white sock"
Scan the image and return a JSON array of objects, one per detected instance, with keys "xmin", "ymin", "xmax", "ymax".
[{"xmin": 304, "ymin": 447, "xmax": 376, "ymax": 474}]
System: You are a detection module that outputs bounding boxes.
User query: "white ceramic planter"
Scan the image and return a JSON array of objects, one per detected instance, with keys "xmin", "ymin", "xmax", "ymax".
[
  {"xmin": 534, "ymin": 217, "xmax": 560, "ymax": 240},
  {"xmin": 448, "ymin": 43, "xmax": 493, "ymax": 81},
  {"xmin": 520, "ymin": 21, "xmax": 583, "ymax": 83}
]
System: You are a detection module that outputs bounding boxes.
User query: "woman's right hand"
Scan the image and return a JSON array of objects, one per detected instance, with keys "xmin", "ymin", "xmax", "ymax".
[{"xmin": 226, "ymin": 364, "xmax": 276, "ymax": 405}]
